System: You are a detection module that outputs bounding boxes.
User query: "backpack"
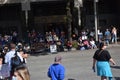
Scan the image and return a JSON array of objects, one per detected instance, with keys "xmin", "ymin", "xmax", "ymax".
[{"xmin": 11, "ymin": 52, "xmax": 23, "ymax": 71}]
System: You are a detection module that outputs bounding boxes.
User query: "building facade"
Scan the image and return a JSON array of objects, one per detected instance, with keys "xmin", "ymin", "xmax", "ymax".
[
  {"xmin": 83, "ymin": 0, "xmax": 120, "ymax": 32},
  {"xmin": 0, "ymin": 0, "xmax": 120, "ymax": 40},
  {"xmin": 0, "ymin": 0, "xmax": 71, "ymax": 39}
]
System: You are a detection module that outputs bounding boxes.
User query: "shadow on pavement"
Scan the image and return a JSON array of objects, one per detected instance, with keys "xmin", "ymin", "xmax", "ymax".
[
  {"xmin": 30, "ymin": 52, "xmax": 59, "ymax": 56},
  {"xmin": 68, "ymin": 78, "xmax": 75, "ymax": 80},
  {"xmin": 114, "ymin": 77, "xmax": 120, "ymax": 80},
  {"xmin": 30, "ymin": 52, "xmax": 49, "ymax": 56},
  {"xmin": 111, "ymin": 66, "xmax": 120, "ymax": 69}
]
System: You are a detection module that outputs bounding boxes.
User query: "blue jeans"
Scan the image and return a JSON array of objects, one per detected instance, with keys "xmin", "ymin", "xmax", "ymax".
[
  {"xmin": 105, "ymin": 39, "xmax": 110, "ymax": 45},
  {"xmin": 112, "ymin": 34, "xmax": 117, "ymax": 43}
]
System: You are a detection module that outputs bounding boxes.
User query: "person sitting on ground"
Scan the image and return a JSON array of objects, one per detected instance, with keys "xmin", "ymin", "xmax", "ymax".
[
  {"xmin": 77, "ymin": 41, "xmax": 85, "ymax": 50},
  {"xmin": 83, "ymin": 39, "xmax": 91, "ymax": 50},
  {"xmin": 66, "ymin": 40, "xmax": 72, "ymax": 51},
  {"xmin": 89, "ymin": 38, "xmax": 97, "ymax": 49}
]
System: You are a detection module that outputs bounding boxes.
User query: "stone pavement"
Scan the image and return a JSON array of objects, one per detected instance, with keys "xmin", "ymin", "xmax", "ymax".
[{"xmin": 27, "ymin": 43, "xmax": 120, "ymax": 80}]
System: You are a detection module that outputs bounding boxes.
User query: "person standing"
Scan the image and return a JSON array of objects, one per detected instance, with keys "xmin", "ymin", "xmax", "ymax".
[
  {"xmin": 98, "ymin": 30, "xmax": 103, "ymax": 43},
  {"xmin": 5, "ymin": 43, "xmax": 23, "ymax": 79},
  {"xmin": 4, "ymin": 43, "xmax": 18, "ymax": 80},
  {"xmin": 47, "ymin": 55, "xmax": 65, "ymax": 80},
  {"xmin": 104, "ymin": 29, "xmax": 111, "ymax": 46},
  {"xmin": 111, "ymin": 27, "xmax": 117, "ymax": 44},
  {"xmin": 0, "ymin": 55, "xmax": 10, "ymax": 80},
  {"xmin": 92, "ymin": 42, "xmax": 116, "ymax": 80}
]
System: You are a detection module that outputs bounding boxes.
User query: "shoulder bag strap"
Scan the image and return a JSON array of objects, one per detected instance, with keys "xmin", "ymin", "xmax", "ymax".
[{"xmin": 98, "ymin": 50, "xmax": 103, "ymax": 56}]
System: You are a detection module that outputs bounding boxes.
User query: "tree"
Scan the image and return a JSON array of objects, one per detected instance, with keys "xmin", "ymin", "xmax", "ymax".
[{"xmin": 66, "ymin": 0, "xmax": 72, "ymax": 42}]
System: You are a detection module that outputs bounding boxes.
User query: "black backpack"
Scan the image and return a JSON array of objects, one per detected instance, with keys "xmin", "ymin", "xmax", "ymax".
[{"xmin": 11, "ymin": 51, "xmax": 23, "ymax": 71}]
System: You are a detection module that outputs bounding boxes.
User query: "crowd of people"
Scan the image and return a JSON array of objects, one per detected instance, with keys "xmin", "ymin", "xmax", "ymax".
[
  {"xmin": 0, "ymin": 26, "xmax": 118, "ymax": 80},
  {"xmin": 0, "ymin": 41, "xmax": 115, "ymax": 80},
  {"xmin": 37, "ymin": 27, "xmax": 118, "ymax": 52},
  {"xmin": 0, "ymin": 42, "xmax": 30, "ymax": 80},
  {"xmin": 65, "ymin": 26, "xmax": 118, "ymax": 51},
  {"xmin": 0, "ymin": 26, "xmax": 118, "ymax": 54}
]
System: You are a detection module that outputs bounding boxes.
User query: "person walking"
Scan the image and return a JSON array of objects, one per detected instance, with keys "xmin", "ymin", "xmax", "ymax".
[
  {"xmin": 47, "ymin": 55, "xmax": 65, "ymax": 80},
  {"xmin": 92, "ymin": 42, "xmax": 116, "ymax": 80}
]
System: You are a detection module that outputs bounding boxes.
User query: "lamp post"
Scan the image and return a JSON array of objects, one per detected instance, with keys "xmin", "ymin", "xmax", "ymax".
[
  {"xmin": 74, "ymin": 0, "xmax": 83, "ymax": 26},
  {"xmin": 94, "ymin": 0, "xmax": 98, "ymax": 41},
  {"xmin": 21, "ymin": 0, "xmax": 30, "ymax": 28},
  {"xmin": 66, "ymin": 1, "xmax": 72, "ymax": 42}
]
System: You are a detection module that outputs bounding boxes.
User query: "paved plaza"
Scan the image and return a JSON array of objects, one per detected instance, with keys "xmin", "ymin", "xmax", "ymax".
[{"xmin": 27, "ymin": 44, "xmax": 120, "ymax": 80}]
